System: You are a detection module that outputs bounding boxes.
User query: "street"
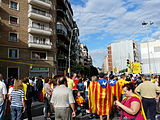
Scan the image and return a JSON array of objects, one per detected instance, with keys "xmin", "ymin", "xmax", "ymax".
[
  {"xmin": 23, "ymin": 101, "xmax": 160, "ymax": 120},
  {"xmin": 23, "ymin": 101, "xmax": 120, "ymax": 120}
]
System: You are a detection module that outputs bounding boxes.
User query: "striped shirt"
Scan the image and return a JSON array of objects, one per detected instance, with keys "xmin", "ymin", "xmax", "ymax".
[{"xmin": 11, "ymin": 90, "xmax": 24, "ymax": 107}]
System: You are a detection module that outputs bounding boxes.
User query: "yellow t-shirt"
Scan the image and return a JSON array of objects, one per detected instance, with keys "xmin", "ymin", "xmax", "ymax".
[
  {"xmin": 22, "ymin": 83, "xmax": 28, "ymax": 100},
  {"xmin": 151, "ymin": 78, "xmax": 155, "ymax": 83},
  {"xmin": 117, "ymin": 79, "xmax": 129, "ymax": 94},
  {"xmin": 67, "ymin": 78, "xmax": 75, "ymax": 89}
]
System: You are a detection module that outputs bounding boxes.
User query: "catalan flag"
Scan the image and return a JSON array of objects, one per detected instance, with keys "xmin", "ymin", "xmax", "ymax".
[
  {"xmin": 88, "ymin": 81, "xmax": 113, "ymax": 115},
  {"xmin": 75, "ymin": 96, "xmax": 85, "ymax": 105},
  {"xmin": 109, "ymin": 79, "xmax": 121, "ymax": 101}
]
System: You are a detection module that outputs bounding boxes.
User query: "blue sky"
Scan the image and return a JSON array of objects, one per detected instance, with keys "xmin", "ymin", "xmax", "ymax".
[{"xmin": 69, "ymin": 0, "xmax": 160, "ymax": 67}]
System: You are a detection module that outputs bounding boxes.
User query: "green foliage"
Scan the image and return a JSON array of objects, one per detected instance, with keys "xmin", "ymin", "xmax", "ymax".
[
  {"xmin": 71, "ymin": 62, "xmax": 98, "ymax": 77},
  {"xmin": 90, "ymin": 66, "xmax": 98, "ymax": 76},
  {"xmin": 119, "ymin": 68, "xmax": 127, "ymax": 73}
]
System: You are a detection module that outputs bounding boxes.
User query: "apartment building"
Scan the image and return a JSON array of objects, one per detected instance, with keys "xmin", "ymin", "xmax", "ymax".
[
  {"xmin": 79, "ymin": 43, "xmax": 92, "ymax": 67},
  {"xmin": 107, "ymin": 45, "xmax": 113, "ymax": 72},
  {"xmin": 70, "ymin": 21, "xmax": 80, "ymax": 65},
  {"xmin": 107, "ymin": 40, "xmax": 140, "ymax": 73},
  {"xmin": 102, "ymin": 56, "xmax": 109, "ymax": 73},
  {"xmin": 140, "ymin": 40, "xmax": 160, "ymax": 74},
  {"xmin": 0, "ymin": 0, "xmax": 56, "ymax": 79},
  {"xmin": 56, "ymin": 0, "xmax": 75, "ymax": 75}
]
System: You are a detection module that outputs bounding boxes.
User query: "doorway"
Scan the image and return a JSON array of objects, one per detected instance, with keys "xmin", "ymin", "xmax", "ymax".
[{"xmin": 7, "ymin": 67, "xmax": 19, "ymax": 79}]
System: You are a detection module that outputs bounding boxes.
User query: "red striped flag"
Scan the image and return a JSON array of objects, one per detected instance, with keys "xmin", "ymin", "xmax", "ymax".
[
  {"xmin": 88, "ymin": 81, "xmax": 113, "ymax": 115},
  {"xmin": 111, "ymin": 82, "xmax": 121, "ymax": 101}
]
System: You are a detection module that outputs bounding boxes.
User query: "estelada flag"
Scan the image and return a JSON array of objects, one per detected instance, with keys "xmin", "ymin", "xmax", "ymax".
[
  {"xmin": 108, "ymin": 79, "xmax": 121, "ymax": 101},
  {"xmin": 88, "ymin": 81, "xmax": 113, "ymax": 115}
]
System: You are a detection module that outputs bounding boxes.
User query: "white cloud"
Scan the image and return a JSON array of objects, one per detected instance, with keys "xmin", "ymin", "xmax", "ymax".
[
  {"xmin": 71, "ymin": 0, "xmax": 160, "ymax": 67},
  {"xmin": 89, "ymin": 48, "xmax": 106, "ymax": 67},
  {"xmin": 151, "ymin": 31, "xmax": 160, "ymax": 39},
  {"xmin": 72, "ymin": 0, "xmax": 160, "ymax": 37}
]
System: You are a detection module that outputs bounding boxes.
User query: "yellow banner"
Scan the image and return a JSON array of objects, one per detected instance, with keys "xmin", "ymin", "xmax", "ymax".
[{"xmin": 132, "ymin": 63, "xmax": 141, "ymax": 73}]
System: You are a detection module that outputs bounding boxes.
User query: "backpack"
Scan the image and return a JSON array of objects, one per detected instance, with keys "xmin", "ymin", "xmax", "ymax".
[
  {"xmin": 36, "ymin": 79, "xmax": 43, "ymax": 91},
  {"xmin": 26, "ymin": 83, "xmax": 34, "ymax": 100}
]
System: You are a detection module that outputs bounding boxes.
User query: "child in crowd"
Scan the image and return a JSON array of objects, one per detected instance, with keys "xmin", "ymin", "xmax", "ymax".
[{"xmin": 75, "ymin": 91, "xmax": 86, "ymax": 115}]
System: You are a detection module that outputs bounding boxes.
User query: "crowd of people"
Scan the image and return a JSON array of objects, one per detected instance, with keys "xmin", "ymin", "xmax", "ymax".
[{"xmin": 0, "ymin": 73, "xmax": 160, "ymax": 120}]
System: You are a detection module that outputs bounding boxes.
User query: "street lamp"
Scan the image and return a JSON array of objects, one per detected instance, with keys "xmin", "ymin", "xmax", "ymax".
[
  {"xmin": 142, "ymin": 21, "xmax": 153, "ymax": 74},
  {"xmin": 68, "ymin": 27, "xmax": 77, "ymax": 77}
]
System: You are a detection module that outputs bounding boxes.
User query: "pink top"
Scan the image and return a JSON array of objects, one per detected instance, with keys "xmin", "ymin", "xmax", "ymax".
[{"xmin": 121, "ymin": 96, "xmax": 145, "ymax": 120}]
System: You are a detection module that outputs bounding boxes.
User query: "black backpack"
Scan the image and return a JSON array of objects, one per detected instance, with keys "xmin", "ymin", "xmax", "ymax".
[{"xmin": 26, "ymin": 83, "xmax": 34, "ymax": 99}]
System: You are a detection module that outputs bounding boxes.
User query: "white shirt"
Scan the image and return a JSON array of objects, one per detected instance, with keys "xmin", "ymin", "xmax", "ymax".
[
  {"xmin": 50, "ymin": 85, "xmax": 75, "ymax": 108},
  {"xmin": 84, "ymin": 81, "xmax": 88, "ymax": 92},
  {"xmin": 0, "ymin": 81, "xmax": 7, "ymax": 106}
]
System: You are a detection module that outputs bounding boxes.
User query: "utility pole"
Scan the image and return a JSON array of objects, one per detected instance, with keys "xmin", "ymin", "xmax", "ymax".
[{"xmin": 142, "ymin": 21, "xmax": 153, "ymax": 74}]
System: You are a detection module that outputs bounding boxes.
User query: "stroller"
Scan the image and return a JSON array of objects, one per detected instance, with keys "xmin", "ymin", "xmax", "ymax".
[{"xmin": 73, "ymin": 90, "xmax": 87, "ymax": 116}]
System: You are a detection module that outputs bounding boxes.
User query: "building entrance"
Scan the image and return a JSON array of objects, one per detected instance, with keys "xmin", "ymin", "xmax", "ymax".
[{"xmin": 8, "ymin": 67, "xmax": 18, "ymax": 79}]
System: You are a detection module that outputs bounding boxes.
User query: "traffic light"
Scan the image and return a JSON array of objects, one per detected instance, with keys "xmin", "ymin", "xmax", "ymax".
[{"xmin": 127, "ymin": 59, "xmax": 130, "ymax": 65}]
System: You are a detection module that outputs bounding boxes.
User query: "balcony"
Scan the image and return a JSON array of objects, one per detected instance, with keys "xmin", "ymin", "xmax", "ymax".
[
  {"xmin": 28, "ymin": 11, "xmax": 52, "ymax": 23},
  {"xmin": 28, "ymin": 40, "xmax": 52, "ymax": 49},
  {"xmin": 57, "ymin": 54, "xmax": 67, "ymax": 60},
  {"xmin": 56, "ymin": 23, "xmax": 68, "ymax": 37},
  {"xmin": 28, "ymin": 0, "xmax": 51, "ymax": 9},
  {"xmin": 57, "ymin": 42, "xmax": 68, "ymax": 50},
  {"xmin": 57, "ymin": 8, "xmax": 66, "ymax": 17},
  {"xmin": 28, "ymin": 27, "xmax": 52, "ymax": 36}
]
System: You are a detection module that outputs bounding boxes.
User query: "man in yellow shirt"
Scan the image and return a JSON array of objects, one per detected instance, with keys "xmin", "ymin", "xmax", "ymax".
[
  {"xmin": 66, "ymin": 74, "xmax": 75, "ymax": 89},
  {"xmin": 22, "ymin": 77, "xmax": 32, "ymax": 120}
]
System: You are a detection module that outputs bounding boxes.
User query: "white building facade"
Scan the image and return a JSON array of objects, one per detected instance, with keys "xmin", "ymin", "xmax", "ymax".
[
  {"xmin": 110, "ymin": 40, "xmax": 139, "ymax": 71},
  {"xmin": 140, "ymin": 40, "xmax": 160, "ymax": 74},
  {"xmin": 102, "ymin": 56, "xmax": 109, "ymax": 73}
]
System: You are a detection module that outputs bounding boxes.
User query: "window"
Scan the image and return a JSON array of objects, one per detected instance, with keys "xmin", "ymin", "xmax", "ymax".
[
  {"xmin": 32, "ymin": 22, "xmax": 49, "ymax": 30},
  {"xmin": 8, "ymin": 48, "xmax": 19, "ymax": 58},
  {"xmin": 10, "ymin": 1, "xmax": 19, "ymax": 10},
  {"xmin": 33, "ymin": 36, "xmax": 50, "ymax": 44},
  {"xmin": 10, "ymin": 16, "xmax": 18, "ymax": 24},
  {"xmin": 9, "ymin": 33, "xmax": 18, "ymax": 42},
  {"xmin": 32, "ymin": 51, "xmax": 47, "ymax": 60},
  {"xmin": 32, "ymin": 6, "xmax": 50, "ymax": 17}
]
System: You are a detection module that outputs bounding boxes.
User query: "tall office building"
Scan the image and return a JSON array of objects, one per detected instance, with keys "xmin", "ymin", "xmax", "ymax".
[
  {"xmin": 140, "ymin": 40, "xmax": 160, "ymax": 74},
  {"xmin": 107, "ymin": 40, "xmax": 139, "ymax": 73}
]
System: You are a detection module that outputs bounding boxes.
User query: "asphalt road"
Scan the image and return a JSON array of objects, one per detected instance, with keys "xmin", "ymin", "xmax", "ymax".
[
  {"xmin": 23, "ymin": 101, "xmax": 120, "ymax": 120},
  {"xmin": 23, "ymin": 101, "xmax": 160, "ymax": 120}
]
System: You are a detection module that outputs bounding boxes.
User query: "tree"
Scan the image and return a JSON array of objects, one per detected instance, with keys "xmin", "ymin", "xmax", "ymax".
[{"xmin": 90, "ymin": 66, "xmax": 98, "ymax": 76}]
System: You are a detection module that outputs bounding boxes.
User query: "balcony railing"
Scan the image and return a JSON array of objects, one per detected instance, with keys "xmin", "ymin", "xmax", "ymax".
[
  {"xmin": 28, "ymin": 39, "xmax": 52, "ymax": 49},
  {"xmin": 28, "ymin": 27, "xmax": 52, "ymax": 36},
  {"xmin": 57, "ymin": 8, "xmax": 66, "ymax": 16},
  {"xmin": 28, "ymin": 12, "xmax": 52, "ymax": 22},
  {"xmin": 56, "ymin": 23, "xmax": 68, "ymax": 37},
  {"xmin": 57, "ymin": 42, "xmax": 68, "ymax": 50},
  {"xmin": 57, "ymin": 54, "xmax": 67, "ymax": 60},
  {"xmin": 39, "ymin": 0, "xmax": 50, "ymax": 3},
  {"xmin": 28, "ymin": 0, "xmax": 51, "ymax": 9}
]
